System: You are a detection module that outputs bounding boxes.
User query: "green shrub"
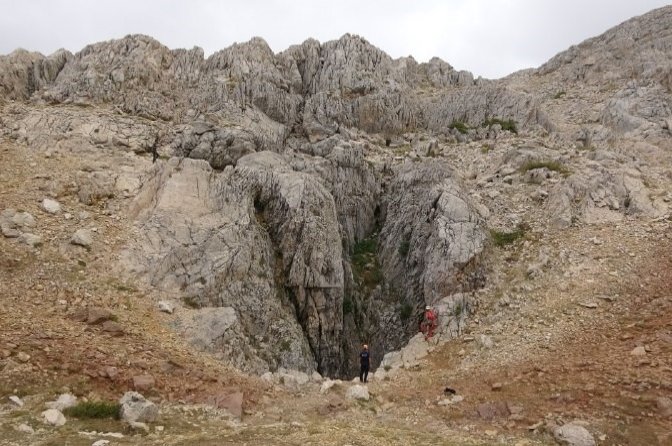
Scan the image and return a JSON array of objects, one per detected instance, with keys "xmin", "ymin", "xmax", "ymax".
[
  {"xmin": 399, "ymin": 303, "xmax": 413, "ymax": 322},
  {"xmin": 490, "ymin": 225, "xmax": 527, "ymax": 247},
  {"xmin": 63, "ymin": 401, "xmax": 120, "ymax": 419},
  {"xmin": 183, "ymin": 296, "xmax": 200, "ymax": 309},
  {"xmin": 452, "ymin": 301, "xmax": 464, "ymax": 318},
  {"xmin": 553, "ymin": 91, "xmax": 566, "ymax": 99},
  {"xmin": 448, "ymin": 121, "xmax": 469, "ymax": 134},
  {"xmin": 482, "ymin": 118, "xmax": 518, "ymax": 134},
  {"xmin": 351, "ymin": 237, "xmax": 382, "ymax": 289},
  {"xmin": 519, "ymin": 160, "xmax": 569, "ymax": 175}
]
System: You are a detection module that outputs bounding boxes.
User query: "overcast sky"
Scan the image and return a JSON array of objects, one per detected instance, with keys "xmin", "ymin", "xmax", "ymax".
[{"xmin": 1, "ymin": 0, "xmax": 669, "ymax": 79}]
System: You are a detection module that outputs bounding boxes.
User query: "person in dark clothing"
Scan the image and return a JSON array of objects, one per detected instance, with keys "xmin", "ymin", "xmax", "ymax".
[
  {"xmin": 359, "ymin": 344, "xmax": 370, "ymax": 383},
  {"xmin": 151, "ymin": 139, "xmax": 159, "ymax": 163}
]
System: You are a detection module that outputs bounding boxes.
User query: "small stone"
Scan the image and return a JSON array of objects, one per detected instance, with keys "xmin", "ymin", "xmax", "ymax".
[
  {"xmin": 630, "ymin": 346, "xmax": 646, "ymax": 356},
  {"xmin": 102, "ymin": 320, "xmax": 124, "ymax": 336},
  {"xmin": 42, "ymin": 408, "xmax": 66, "ymax": 426},
  {"xmin": 104, "ymin": 366, "xmax": 119, "ymax": 380},
  {"xmin": 16, "ymin": 352, "xmax": 30, "ymax": 362},
  {"xmin": 71, "ymin": 229, "xmax": 93, "ymax": 248},
  {"xmin": 86, "ymin": 307, "xmax": 114, "ymax": 325},
  {"xmin": 16, "ymin": 423, "xmax": 34, "ymax": 434},
  {"xmin": 133, "ymin": 375, "xmax": 155, "ymax": 392},
  {"xmin": 206, "ymin": 391, "xmax": 244, "ymax": 418},
  {"xmin": 491, "ymin": 382, "xmax": 503, "ymax": 391},
  {"xmin": 527, "ymin": 421, "xmax": 543, "ymax": 431},
  {"xmin": 553, "ymin": 423, "xmax": 596, "ymax": 446},
  {"xmin": 12, "ymin": 211, "xmax": 35, "ymax": 228},
  {"xmin": 155, "ymin": 425, "xmax": 164, "ymax": 432},
  {"xmin": 41, "ymin": 198, "xmax": 61, "ymax": 214},
  {"xmin": 119, "ymin": 391, "xmax": 158, "ymax": 423},
  {"xmin": 578, "ymin": 302, "xmax": 598, "ymax": 309},
  {"xmin": 20, "ymin": 233, "xmax": 42, "ymax": 247},
  {"xmin": 597, "ymin": 295, "xmax": 616, "ymax": 302},
  {"xmin": 92, "ymin": 441, "xmax": 110, "ymax": 446},
  {"xmin": 1, "ymin": 225, "xmax": 20, "ymax": 238},
  {"xmin": 437, "ymin": 395, "xmax": 463, "ymax": 406},
  {"xmin": 46, "ymin": 393, "xmax": 77, "ymax": 411},
  {"xmin": 9, "ymin": 395, "xmax": 24, "ymax": 407},
  {"xmin": 477, "ymin": 401, "xmax": 510, "ymax": 420},
  {"xmin": 157, "ymin": 300, "xmax": 175, "ymax": 314},
  {"xmin": 656, "ymin": 396, "xmax": 672, "ymax": 417},
  {"xmin": 479, "ymin": 335, "xmax": 494, "ymax": 349},
  {"xmin": 320, "ymin": 379, "xmax": 342, "ymax": 394},
  {"xmin": 345, "ymin": 384, "xmax": 370, "ymax": 401},
  {"xmin": 128, "ymin": 421, "xmax": 149, "ymax": 432}
]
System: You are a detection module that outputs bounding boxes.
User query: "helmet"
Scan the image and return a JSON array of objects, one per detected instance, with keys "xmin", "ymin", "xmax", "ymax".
[
  {"xmin": 363, "ymin": 344, "xmax": 368, "ymax": 349},
  {"xmin": 425, "ymin": 305, "xmax": 431, "ymax": 310}
]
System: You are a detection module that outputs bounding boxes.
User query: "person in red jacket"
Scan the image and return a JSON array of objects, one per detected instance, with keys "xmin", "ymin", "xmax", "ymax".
[{"xmin": 421, "ymin": 305, "xmax": 438, "ymax": 340}]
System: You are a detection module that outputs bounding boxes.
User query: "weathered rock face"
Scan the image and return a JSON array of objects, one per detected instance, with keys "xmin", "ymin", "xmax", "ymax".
[
  {"xmin": 237, "ymin": 152, "xmax": 345, "ymax": 373},
  {"xmin": 0, "ymin": 49, "xmax": 70, "ymax": 100},
  {"xmin": 380, "ymin": 161, "xmax": 486, "ymax": 301},
  {"xmin": 121, "ymin": 157, "xmax": 317, "ymax": 374},
  {"xmin": 119, "ymin": 149, "xmax": 485, "ymax": 376}
]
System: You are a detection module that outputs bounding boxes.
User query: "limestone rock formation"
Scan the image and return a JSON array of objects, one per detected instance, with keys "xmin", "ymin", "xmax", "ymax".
[{"xmin": 1, "ymin": 6, "xmax": 671, "ymax": 379}]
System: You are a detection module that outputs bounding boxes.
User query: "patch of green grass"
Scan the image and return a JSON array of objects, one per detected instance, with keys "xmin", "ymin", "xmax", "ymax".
[
  {"xmin": 353, "ymin": 238, "xmax": 377, "ymax": 262},
  {"xmin": 452, "ymin": 301, "xmax": 464, "ymax": 318},
  {"xmin": 482, "ymin": 118, "xmax": 518, "ymax": 134},
  {"xmin": 183, "ymin": 295, "xmax": 201, "ymax": 309},
  {"xmin": 448, "ymin": 121, "xmax": 469, "ymax": 134},
  {"xmin": 63, "ymin": 401, "xmax": 120, "ymax": 419},
  {"xmin": 553, "ymin": 91, "xmax": 566, "ymax": 99},
  {"xmin": 490, "ymin": 225, "xmax": 527, "ymax": 247},
  {"xmin": 351, "ymin": 236, "xmax": 383, "ymax": 290},
  {"xmin": 519, "ymin": 160, "xmax": 569, "ymax": 176},
  {"xmin": 480, "ymin": 144, "xmax": 492, "ymax": 154},
  {"xmin": 108, "ymin": 279, "xmax": 138, "ymax": 293}
]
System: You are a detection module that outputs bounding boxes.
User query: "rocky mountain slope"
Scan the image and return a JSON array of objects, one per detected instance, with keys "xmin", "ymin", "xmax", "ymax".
[{"xmin": 1, "ymin": 6, "xmax": 671, "ymax": 445}]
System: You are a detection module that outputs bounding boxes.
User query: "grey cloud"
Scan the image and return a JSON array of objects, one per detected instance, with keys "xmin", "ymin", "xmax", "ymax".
[{"xmin": 0, "ymin": 0, "xmax": 669, "ymax": 78}]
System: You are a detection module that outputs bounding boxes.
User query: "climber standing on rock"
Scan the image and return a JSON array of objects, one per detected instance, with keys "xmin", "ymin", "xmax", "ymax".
[
  {"xmin": 421, "ymin": 305, "xmax": 438, "ymax": 341},
  {"xmin": 359, "ymin": 344, "xmax": 370, "ymax": 383}
]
